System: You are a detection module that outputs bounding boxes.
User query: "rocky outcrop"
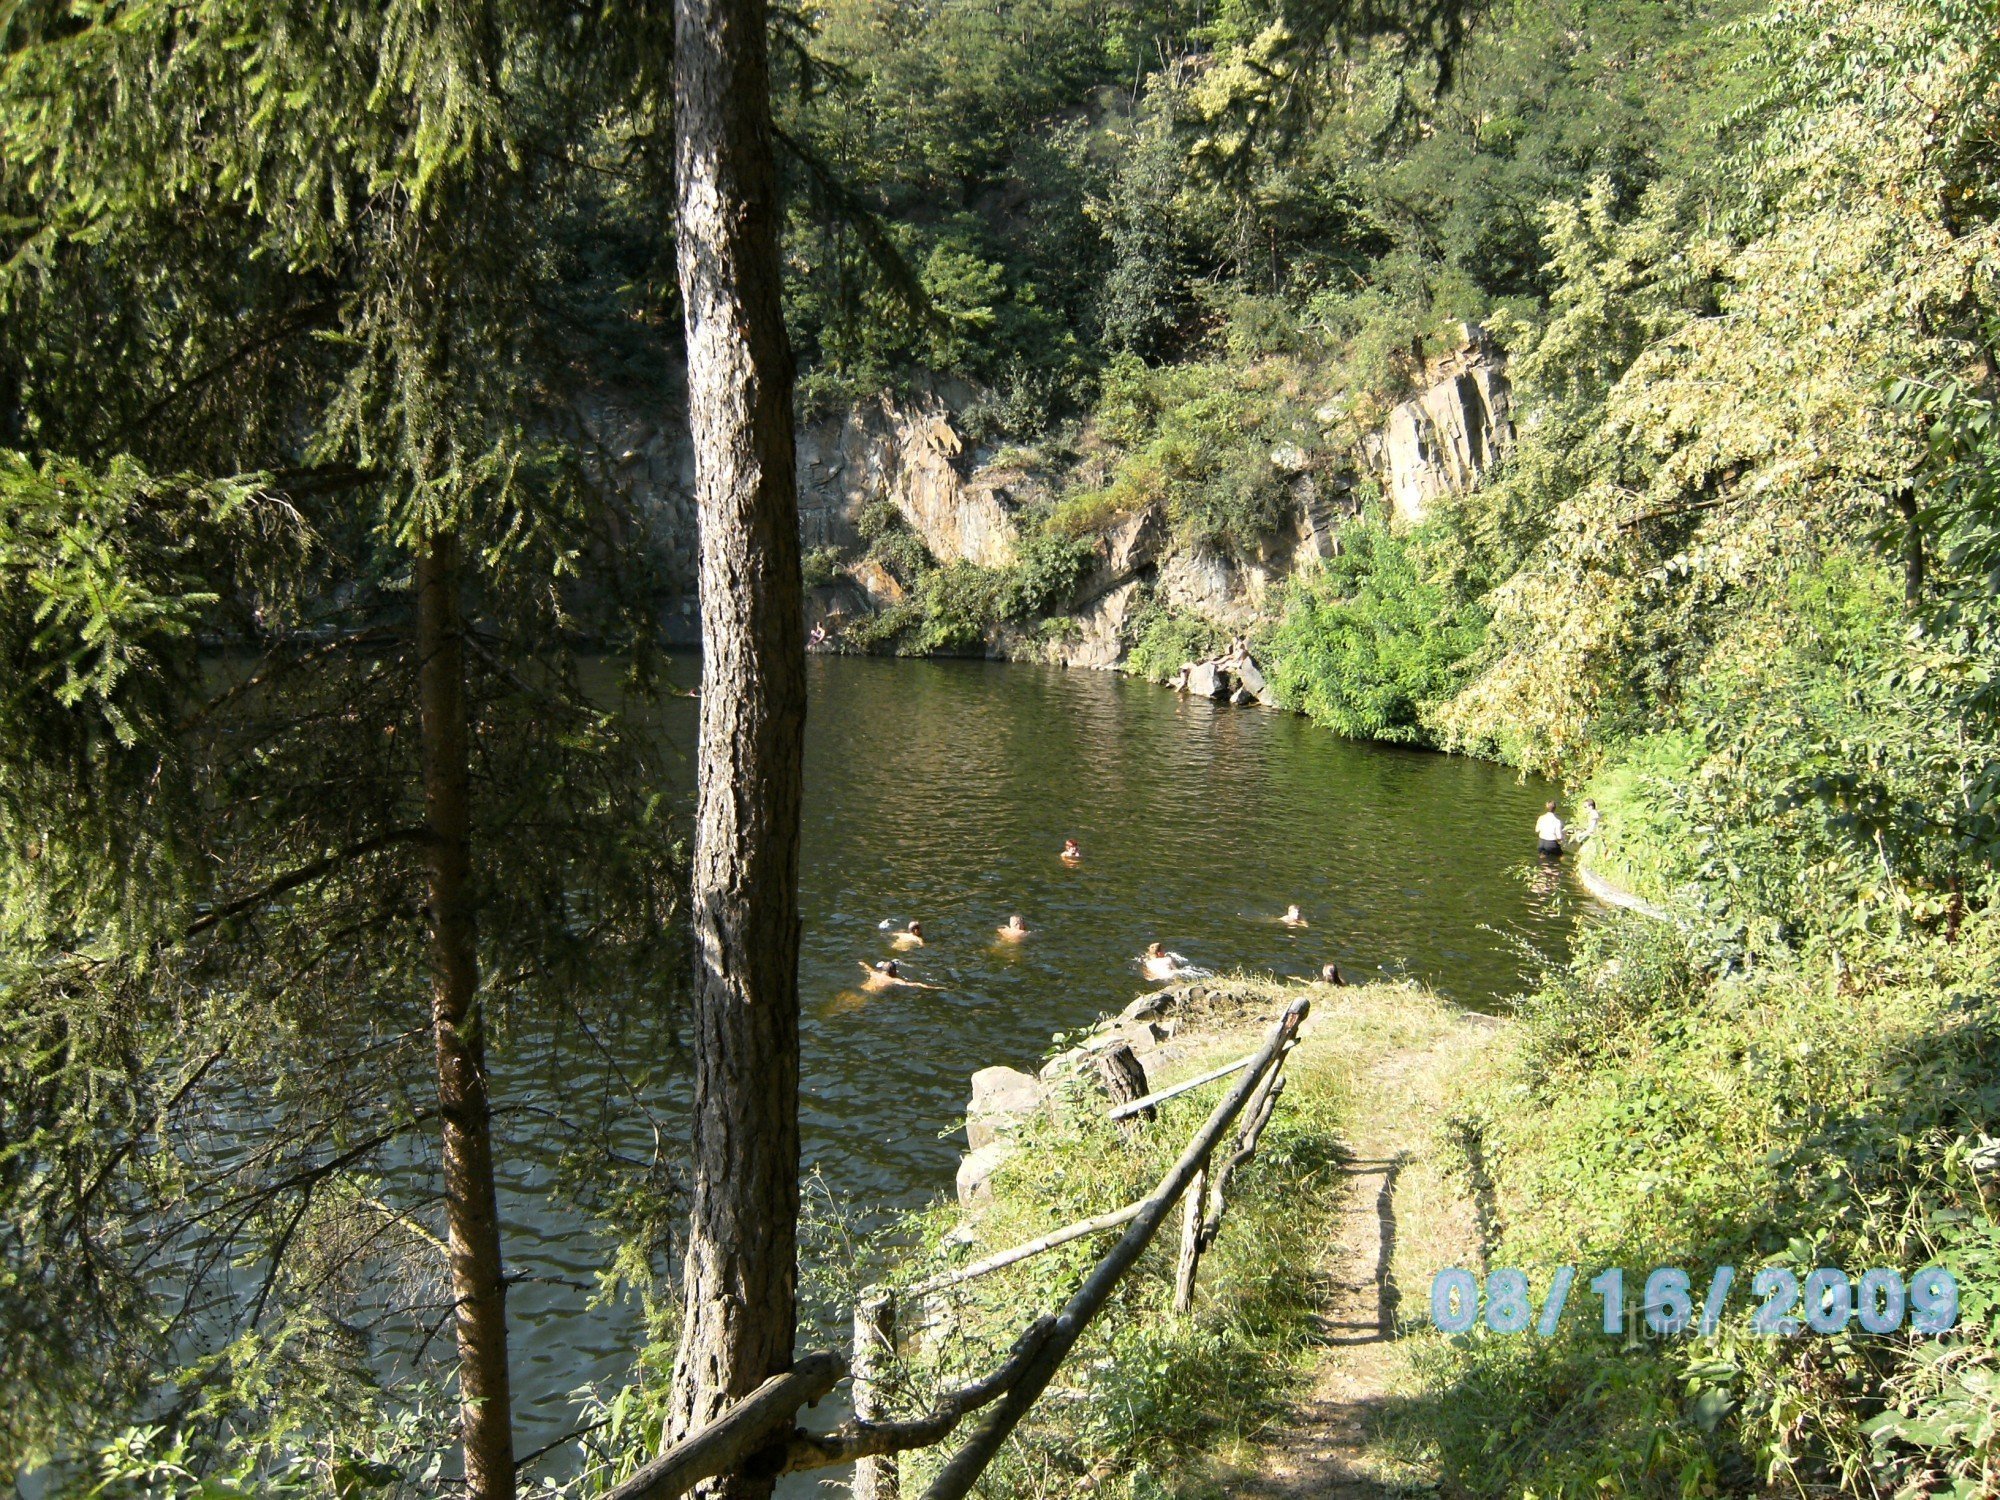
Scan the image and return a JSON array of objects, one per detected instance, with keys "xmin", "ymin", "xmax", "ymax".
[
  {"xmin": 796, "ymin": 394, "xmax": 1022, "ymax": 572},
  {"xmin": 1048, "ymin": 504, "xmax": 1169, "ymax": 668},
  {"xmin": 956, "ymin": 1141, "xmax": 1017, "ymax": 1206},
  {"xmin": 1363, "ymin": 324, "xmax": 1513, "ymax": 524},
  {"xmin": 581, "ymin": 332, "xmax": 1511, "ymax": 660},
  {"xmin": 966, "ymin": 1065, "xmax": 1045, "ymax": 1151},
  {"xmin": 1170, "ymin": 644, "xmax": 1278, "ymax": 709},
  {"xmin": 1061, "ymin": 579, "xmax": 1146, "ymax": 670}
]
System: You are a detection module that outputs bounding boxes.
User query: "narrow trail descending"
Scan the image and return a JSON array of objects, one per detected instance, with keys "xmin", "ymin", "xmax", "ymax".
[{"xmin": 1232, "ymin": 1012, "xmax": 1501, "ymax": 1498}]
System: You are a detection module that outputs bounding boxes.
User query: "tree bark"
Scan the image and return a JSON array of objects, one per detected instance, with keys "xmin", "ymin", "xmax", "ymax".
[
  {"xmin": 666, "ymin": 0, "xmax": 808, "ymax": 1494},
  {"xmin": 417, "ymin": 532, "xmax": 516, "ymax": 1500},
  {"xmin": 1895, "ymin": 488, "xmax": 1925, "ymax": 611},
  {"xmin": 1095, "ymin": 1042, "xmax": 1153, "ymax": 1121}
]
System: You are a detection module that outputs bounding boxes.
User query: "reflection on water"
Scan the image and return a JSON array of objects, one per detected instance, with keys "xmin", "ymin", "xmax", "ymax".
[{"xmin": 496, "ymin": 655, "xmax": 1581, "ymax": 1452}]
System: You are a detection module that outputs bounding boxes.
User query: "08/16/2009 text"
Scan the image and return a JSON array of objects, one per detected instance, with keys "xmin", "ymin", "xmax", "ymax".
[{"xmin": 1429, "ymin": 1266, "xmax": 1959, "ymax": 1338}]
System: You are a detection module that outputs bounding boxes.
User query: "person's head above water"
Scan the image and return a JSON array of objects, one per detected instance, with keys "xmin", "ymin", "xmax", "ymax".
[
  {"xmin": 1321, "ymin": 963, "xmax": 1346, "ymax": 985},
  {"xmin": 876, "ymin": 959, "xmax": 899, "ymax": 976},
  {"xmin": 907, "ymin": 920, "xmax": 922, "ymax": 936},
  {"xmin": 1007, "ymin": 914, "xmax": 1026, "ymax": 930},
  {"xmin": 1062, "ymin": 838, "xmax": 1080, "ymax": 852},
  {"xmin": 1146, "ymin": 942, "xmax": 1165, "ymax": 957},
  {"xmin": 1284, "ymin": 904, "xmax": 1302, "ymax": 919}
]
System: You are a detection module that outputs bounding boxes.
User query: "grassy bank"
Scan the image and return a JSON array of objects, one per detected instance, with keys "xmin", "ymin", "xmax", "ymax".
[
  {"xmin": 1388, "ymin": 897, "xmax": 2000, "ymax": 1497},
  {"xmin": 880, "ymin": 977, "xmax": 1495, "ymax": 1500}
]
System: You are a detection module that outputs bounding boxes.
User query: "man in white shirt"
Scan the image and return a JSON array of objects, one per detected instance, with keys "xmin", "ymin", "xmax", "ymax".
[{"xmin": 1536, "ymin": 801, "xmax": 1566, "ymax": 858}]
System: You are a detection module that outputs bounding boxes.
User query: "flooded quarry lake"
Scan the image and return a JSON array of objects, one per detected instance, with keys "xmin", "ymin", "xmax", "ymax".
[{"xmin": 480, "ymin": 656, "xmax": 1581, "ymax": 1446}]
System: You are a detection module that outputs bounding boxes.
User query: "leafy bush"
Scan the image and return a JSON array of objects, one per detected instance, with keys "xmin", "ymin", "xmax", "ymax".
[
  {"xmin": 1262, "ymin": 518, "xmax": 1487, "ymax": 743},
  {"xmin": 1122, "ymin": 597, "xmax": 1227, "ymax": 682},
  {"xmin": 997, "ymin": 531, "xmax": 1095, "ymax": 620},
  {"xmin": 801, "ymin": 546, "xmax": 844, "ymax": 589},
  {"xmin": 1081, "ymin": 355, "xmax": 1322, "ymax": 561},
  {"xmin": 1414, "ymin": 908, "xmax": 2000, "ymax": 1500}
]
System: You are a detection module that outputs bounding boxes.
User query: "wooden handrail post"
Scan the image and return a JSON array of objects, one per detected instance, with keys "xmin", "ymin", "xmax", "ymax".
[
  {"xmin": 920, "ymin": 997, "xmax": 1309, "ymax": 1500},
  {"xmin": 852, "ymin": 1290, "xmax": 900, "ymax": 1500},
  {"xmin": 1172, "ymin": 1164, "xmax": 1207, "ymax": 1315}
]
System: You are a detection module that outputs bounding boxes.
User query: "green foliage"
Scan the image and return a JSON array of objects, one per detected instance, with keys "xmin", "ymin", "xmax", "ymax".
[
  {"xmin": 0, "ymin": 3, "xmax": 688, "ymax": 1486},
  {"xmin": 1075, "ymin": 355, "xmax": 1322, "ymax": 560},
  {"xmin": 1122, "ymin": 597, "xmax": 1229, "ymax": 683},
  {"xmin": 1412, "ymin": 903, "xmax": 2000, "ymax": 1498},
  {"xmin": 1263, "ymin": 516, "xmax": 1487, "ymax": 742},
  {"xmin": 801, "ymin": 545, "xmax": 845, "ymax": 589},
  {"xmin": 999, "ymin": 530, "xmax": 1097, "ymax": 620}
]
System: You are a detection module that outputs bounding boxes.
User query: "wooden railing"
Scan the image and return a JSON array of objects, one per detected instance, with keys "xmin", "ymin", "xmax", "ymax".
[{"xmin": 606, "ymin": 997, "xmax": 1309, "ymax": 1500}]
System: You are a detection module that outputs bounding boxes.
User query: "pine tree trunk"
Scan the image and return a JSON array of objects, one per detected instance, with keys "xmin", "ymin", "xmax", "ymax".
[
  {"xmin": 417, "ymin": 533, "xmax": 517, "ymax": 1500},
  {"xmin": 666, "ymin": 0, "xmax": 808, "ymax": 1493}
]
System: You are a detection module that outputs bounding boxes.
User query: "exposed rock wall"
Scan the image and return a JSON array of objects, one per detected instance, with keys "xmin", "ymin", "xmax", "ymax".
[
  {"xmin": 796, "ymin": 394, "xmax": 1021, "ymax": 569},
  {"xmin": 1362, "ymin": 325, "xmax": 1514, "ymax": 523},
  {"xmin": 574, "ymin": 384, "xmax": 1029, "ymax": 637},
  {"xmin": 590, "ymin": 326, "xmax": 1512, "ymax": 660}
]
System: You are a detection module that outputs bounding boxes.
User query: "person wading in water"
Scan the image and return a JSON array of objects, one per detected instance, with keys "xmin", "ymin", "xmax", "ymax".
[{"xmin": 1536, "ymin": 801, "xmax": 1566, "ymax": 859}]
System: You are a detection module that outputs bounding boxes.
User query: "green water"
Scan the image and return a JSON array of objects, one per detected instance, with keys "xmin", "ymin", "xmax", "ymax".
[{"xmin": 496, "ymin": 655, "xmax": 1581, "ymax": 1454}]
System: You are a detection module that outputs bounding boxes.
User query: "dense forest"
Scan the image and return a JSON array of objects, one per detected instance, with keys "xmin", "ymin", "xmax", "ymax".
[{"xmin": 6, "ymin": 0, "xmax": 2000, "ymax": 1496}]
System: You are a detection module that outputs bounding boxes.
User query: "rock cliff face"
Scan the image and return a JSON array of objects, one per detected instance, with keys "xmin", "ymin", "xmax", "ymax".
[
  {"xmin": 576, "ymin": 383, "xmax": 1031, "ymax": 639},
  {"xmin": 595, "ymin": 326, "xmax": 1512, "ymax": 659},
  {"xmin": 797, "ymin": 394, "xmax": 1023, "ymax": 569},
  {"xmin": 1362, "ymin": 325, "xmax": 1514, "ymax": 523}
]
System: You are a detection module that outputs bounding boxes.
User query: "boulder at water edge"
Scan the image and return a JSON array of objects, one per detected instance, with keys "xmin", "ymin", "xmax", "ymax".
[
  {"xmin": 957, "ymin": 1141, "xmax": 1016, "ymax": 1206},
  {"xmin": 1185, "ymin": 661, "xmax": 1227, "ymax": 700},
  {"xmin": 966, "ymin": 1065, "xmax": 1045, "ymax": 1150}
]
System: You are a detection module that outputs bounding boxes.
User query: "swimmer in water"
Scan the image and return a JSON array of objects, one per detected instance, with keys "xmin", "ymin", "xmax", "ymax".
[
  {"xmin": 857, "ymin": 959, "xmax": 939, "ymax": 992},
  {"xmin": 1141, "ymin": 942, "xmax": 1183, "ymax": 982},
  {"xmin": 1280, "ymin": 904, "xmax": 1308, "ymax": 928},
  {"xmin": 890, "ymin": 920, "xmax": 925, "ymax": 950},
  {"xmin": 996, "ymin": 914, "xmax": 1031, "ymax": 942},
  {"xmin": 1061, "ymin": 838, "xmax": 1082, "ymax": 864},
  {"xmin": 1320, "ymin": 963, "xmax": 1347, "ymax": 986}
]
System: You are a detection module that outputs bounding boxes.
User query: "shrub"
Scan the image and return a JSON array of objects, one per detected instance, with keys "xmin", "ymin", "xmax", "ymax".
[
  {"xmin": 1262, "ymin": 518, "xmax": 1487, "ymax": 743},
  {"xmin": 1122, "ymin": 597, "xmax": 1227, "ymax": 682},
  {"xmin": 801, "ymin": 546, "xmax": 844, "ymax": 589},
  {"xmin": 998, "ymin": 531, "xmax": 1095, "ymax": 620},
  {"xmin": 1082, "ymin": 355, "xmax": 1323, "ymax": 562}
]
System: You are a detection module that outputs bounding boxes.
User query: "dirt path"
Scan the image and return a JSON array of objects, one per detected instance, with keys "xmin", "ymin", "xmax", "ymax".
[{"xmin": 1227, "ymin": 1012, "xmax": 1500, "ymax": 1498}]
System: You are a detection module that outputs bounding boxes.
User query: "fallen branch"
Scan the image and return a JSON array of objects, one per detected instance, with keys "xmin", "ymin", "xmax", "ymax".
[
  {"xmin": 604, "ymin": 1352, "xmax": 847, "ymax": 1500},
  {"xmin": 906, "ymin": 1202, "xmax": 1147, "ymax": 1298},
  {"xmin": 785, "ymin": 1316, "xmax": 1056, "ymax": 1472}
]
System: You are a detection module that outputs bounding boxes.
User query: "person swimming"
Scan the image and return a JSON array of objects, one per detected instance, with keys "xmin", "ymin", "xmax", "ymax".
[
  {"xmin": 1280, "ymin": 904, "xmax": 1308, "ymax": 928},
  {"xmin": 996, "ymin": 914, "xmax": 1031, "ymax": 942},
  {"xmin": 1060, "ymin": 838, "xmax": 1082, "ymax": 864},
  {"xmin": 1141, "ymin": 942, "xmax": 1184, "ymax": 982},
  {"xmin": 890, "ymin": 919, "xmax": 925, "ymax": 950},
  {"xmin": 857, "ymin": 959, "xmax": 939, "ymax": 992}
]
